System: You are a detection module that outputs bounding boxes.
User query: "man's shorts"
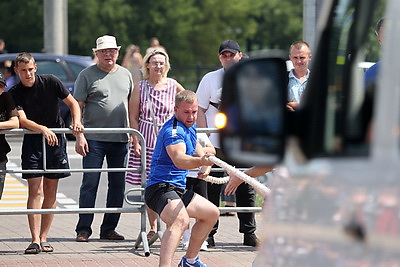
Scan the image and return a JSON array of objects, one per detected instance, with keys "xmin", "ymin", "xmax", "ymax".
[
  {"xmin": 145, "ymin": 182, "xmax": 195, "ymax": 215},
  {"xmin": 21, "ymin": 134, "xmax": 71, "ymax": 179},
  {"xmin": 186, "ymin": 176, "xmax": 207, "ymax": 198}
]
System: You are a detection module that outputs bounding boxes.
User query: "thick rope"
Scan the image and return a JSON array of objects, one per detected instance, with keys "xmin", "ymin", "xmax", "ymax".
[
  {"xmin": 203, "ymin": 175, "xmax": 230, "ymax": 184},
  {"xmin": 204, "ymin": 156, "xmax": 271, "ymax": 198}
]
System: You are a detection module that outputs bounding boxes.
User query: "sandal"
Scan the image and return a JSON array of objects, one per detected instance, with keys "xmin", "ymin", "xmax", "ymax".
[
  {"xmin": 40, "ymin": 242, "xmax": 54, "ymax": 253},
  {"xmin": 147, "ymin": 230, "xmax": 156, "ymax": 241},
  {"xmin": 25, "ymin": 243, "xmax": 41, "ymax": 254}
]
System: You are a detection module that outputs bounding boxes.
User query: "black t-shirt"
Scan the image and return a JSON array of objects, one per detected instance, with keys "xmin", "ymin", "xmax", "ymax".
[
  {"xmin": 0, "ymin": 92, "xmax": 18, "ymax": 161},
  {"xmin": 9, "ymin": 74, "xmax": 69, "ymax": 128}
]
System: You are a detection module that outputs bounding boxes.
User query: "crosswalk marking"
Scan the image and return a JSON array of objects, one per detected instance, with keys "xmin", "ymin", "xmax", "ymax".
[
  {"xmin": 0, "ymin": 175, "xmax": 28, "ymax": 209},
  {"xmin": 0, "ymin": 173, "xmax": 78, "ymax": 209}
]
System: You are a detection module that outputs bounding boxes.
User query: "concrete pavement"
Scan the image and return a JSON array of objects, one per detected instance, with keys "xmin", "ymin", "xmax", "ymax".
[
  {"xmin": 0, "ymin": 206, "xmax": 262, "ymax": 266},
  {"xmin": 0, "ymin": 136, "xmax": 263, "ymax": 266}
]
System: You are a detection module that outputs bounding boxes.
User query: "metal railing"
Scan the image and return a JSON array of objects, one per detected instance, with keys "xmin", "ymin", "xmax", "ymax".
[
  {"xmin": 0, "ymin": 128, "xmax": 147, "ymax": 216},
  {"xmin": 0, "ymin": 128, "xmax": 146, "ymax": 174},
  {"xmin": 0, "ymin": 127, "xmax": 263, "ymax": 215},
  {"xmin": 0, "ymin": 127, "xmax": 263, "ymax": 256}
]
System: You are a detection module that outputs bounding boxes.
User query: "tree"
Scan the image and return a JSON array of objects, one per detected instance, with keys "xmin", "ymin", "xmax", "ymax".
[
  {"xmin": 250, "ymin": 0, "xmax": 303, "ymax": 52},
  {"xmin": 68, "ymin": 0, "xmax": 135, "ymax": 57},
  {"xmin": 0, "ymin": 0, "xmax": 44, "ymax": 53},
  {"xmin": 0, "ymin": 0, "xmax": 304, "ymax": 88}
]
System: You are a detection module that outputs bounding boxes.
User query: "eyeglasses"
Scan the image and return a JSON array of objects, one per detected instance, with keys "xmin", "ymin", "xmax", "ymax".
[{"xmin": 98, "ymin": 49, "xmax": 119, "ymax": 54}]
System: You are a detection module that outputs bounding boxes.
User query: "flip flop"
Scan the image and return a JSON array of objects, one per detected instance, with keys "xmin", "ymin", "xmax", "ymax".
[
  {"xmin": 24, "ymin": 243, "xmax": 41, "ymax": 254},
  {"xmin": 40, "ymin": 242, "xmax": 54, "ymax": 253}
]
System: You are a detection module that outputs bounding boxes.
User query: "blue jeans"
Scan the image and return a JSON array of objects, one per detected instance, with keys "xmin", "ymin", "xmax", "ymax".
[{"xmin": 75, "ymin": 140, "xmax": 128, "ymax": 236}]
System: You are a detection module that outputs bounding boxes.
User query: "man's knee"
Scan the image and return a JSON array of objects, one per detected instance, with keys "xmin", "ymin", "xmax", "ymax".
[
  {"xmin": 205, "ymin": 204, "xmax": 220, "ymax": 224},
  {"xmin": 212, "ymin": 205, "xmax": 220, "ymax": 218},
  {"xmin": 160, "ymin": 200, "xmax": 190, "ymax": 229}
]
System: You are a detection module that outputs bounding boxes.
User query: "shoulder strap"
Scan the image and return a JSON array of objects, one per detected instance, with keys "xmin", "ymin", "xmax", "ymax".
[{"xmin": 209, "ymin": 101, "xmax": 220, "ymax": 110}]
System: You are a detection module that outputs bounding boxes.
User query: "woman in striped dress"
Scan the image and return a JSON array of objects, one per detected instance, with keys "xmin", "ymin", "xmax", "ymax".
[{"xmin": 126, "ymin": 49, "xmax": 185, "ymax": 238}]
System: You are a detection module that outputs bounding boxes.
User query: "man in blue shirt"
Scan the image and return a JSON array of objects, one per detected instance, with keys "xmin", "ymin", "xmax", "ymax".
[
  {"xmin": 287, "ymin": 41, "xmax": 312, "ymax": 111},
  {"xmin": 364, "ymin": 18, "xmax": 385, "ymax": 88},
  {"xmin": 145, "ymin": 90, "xmax": 219, "ymax": 267}
]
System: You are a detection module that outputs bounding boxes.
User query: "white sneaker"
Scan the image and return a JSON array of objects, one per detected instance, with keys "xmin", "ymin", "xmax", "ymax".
[
  {"xmin": 182, "ymin": 241, "xmax": 189, "ymax": 251},
  {"xmin": 200, "ymin": 240, "xmax": 208, "ymax": 251}
]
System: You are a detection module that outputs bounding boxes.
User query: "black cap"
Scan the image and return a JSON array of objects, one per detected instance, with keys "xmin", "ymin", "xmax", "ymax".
[
  {"xmin": 0, "ymin": 73, "xmax": 6, "ymax": 87},
  {"xmin": 219, "ymin": 40, "xmax": 241, "ymax": 55}
]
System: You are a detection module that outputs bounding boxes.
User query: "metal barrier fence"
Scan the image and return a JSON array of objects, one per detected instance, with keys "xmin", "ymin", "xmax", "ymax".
[{"xmin": 0, "ymin": 127, "xmax": 262, "ymax": 256}]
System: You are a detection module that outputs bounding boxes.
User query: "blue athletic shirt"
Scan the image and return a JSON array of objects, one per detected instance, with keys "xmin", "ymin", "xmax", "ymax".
[
  {"xmin": 364, "ymin": 61, "xmax": 380, "ymax": 88},
  {"xmin": 146, "ymin": 116, "xmax": 197, "ymax": 189}
]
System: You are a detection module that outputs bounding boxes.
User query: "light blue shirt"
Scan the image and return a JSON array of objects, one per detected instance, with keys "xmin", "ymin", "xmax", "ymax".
[{"xmin": 288, "ymin": 69, "xmax": 310, "ymax": 103}]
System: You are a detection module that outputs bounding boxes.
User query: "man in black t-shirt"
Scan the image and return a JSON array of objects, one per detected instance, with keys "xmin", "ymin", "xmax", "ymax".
[
  {"xmin": 0, "ymin": 73, "xmax": 19, "ymax": 200},
  {"xmin": 9, "ymin": 53, "xmax": 84, "ymax": 255}
]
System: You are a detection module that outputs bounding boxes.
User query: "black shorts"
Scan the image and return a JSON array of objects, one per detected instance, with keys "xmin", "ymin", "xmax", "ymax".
[
  {"xmin": 21, "ymin": 134, "xmax": 71, "ymax": 179},
  {"xmin": 186, "ymin": 177, "xmax": 207, "ymax": 198},
  {"xmin": 145, "ymin": 182, "xmax": 195, "ymax": 215}
]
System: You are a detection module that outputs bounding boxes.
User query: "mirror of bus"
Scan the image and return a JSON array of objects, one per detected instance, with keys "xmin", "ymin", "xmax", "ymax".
[{"xmin": 218, "ymin": 57, "xmax": 288, "ymax": 166}]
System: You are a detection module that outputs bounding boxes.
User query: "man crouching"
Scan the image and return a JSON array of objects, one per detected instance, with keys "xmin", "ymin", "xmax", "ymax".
[{"xmin": 145, "ymin": 90, "xmax": 219, "ymax": 267}]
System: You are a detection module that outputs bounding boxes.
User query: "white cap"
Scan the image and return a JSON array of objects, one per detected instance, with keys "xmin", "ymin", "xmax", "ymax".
[{"xmin": 92, "ymin": 35, "xmax": 121, "ymax": 52}]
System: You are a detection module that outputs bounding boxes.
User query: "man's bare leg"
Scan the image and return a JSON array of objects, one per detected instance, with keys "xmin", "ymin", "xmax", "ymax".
[
  {"xmin": 147, "ymin": 207, "xmax": 158, "ymax": 235},
  {"xmin": 27, "ymin": 177, "xmax": 43, "ymax": 246},
  {"xmin": 185, "ymin": 194, "xmax": 219, "ymax": 258},
  {"xmin": 159, "ymin": 199, "xmax": 190, "ymax": 267},
  {"xmin": 39, "ymin": 178, "xmax": 59, "ymax": 245}
]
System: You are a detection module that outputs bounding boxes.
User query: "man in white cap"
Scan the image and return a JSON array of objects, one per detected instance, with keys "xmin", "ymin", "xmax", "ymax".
[
  {"xmin": 196, "ymin": 40, "xmax": 259, "ymax": 248},
  {"xmin": 74, "ymin": 35, "xmax": 134, "ymax": 242}
]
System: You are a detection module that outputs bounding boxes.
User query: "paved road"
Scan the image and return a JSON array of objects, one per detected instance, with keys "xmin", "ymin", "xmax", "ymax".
[
  {"xmin": 0, "ymin": 136, "xmax": 263, "ymax": 266},
  {"xmin": 0, "ymin": 212, "xmax": 262, "ymax": 266}
]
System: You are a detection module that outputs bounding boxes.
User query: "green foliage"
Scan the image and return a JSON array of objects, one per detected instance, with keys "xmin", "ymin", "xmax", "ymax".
[
  {"xmin": 0, "ymin": 0, "xmax": 303, "ymax": 64},
  {"xmin": 363, "ymin": 0, "xmax": 386, "ymax": 62},
  {"xmin": 0, "ymin": 0, "xmax": 44, "ymax": 52},
  {"xmin": 253, "ymin": 0, "xmax": 303, "ymax": 50},
  {"xmin": 68, "ymin": 0, "xmax": 135, "ymax": 56}
]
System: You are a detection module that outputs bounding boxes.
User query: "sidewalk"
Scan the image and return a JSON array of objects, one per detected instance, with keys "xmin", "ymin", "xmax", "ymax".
[{"xmin": 0, "ymin": 211, "xmax": 262, "ymax": 266}]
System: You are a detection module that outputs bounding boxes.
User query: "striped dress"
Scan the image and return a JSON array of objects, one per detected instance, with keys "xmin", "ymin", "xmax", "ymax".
[{"xmin": 125, "ymin": 78, "xmax": 178, "ymax": 185}]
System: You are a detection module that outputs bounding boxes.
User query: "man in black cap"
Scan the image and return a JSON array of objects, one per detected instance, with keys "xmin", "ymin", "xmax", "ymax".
[
  {"xmin": 0, "ymin": 73, "xmax": 19, "ymax": 200},
  {"xmin": 196, "ymin": 40, "xmax": 259, "ymax": 248}
]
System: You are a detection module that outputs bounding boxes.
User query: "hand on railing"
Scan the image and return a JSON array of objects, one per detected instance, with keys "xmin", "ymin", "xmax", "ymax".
[
  {"xmin": 69, "ymin": 122, "xmax": 84, "ymax": 135},
  {"xmin": 40, "ymin": 126, "xmax": 59, "ymax": 146}
]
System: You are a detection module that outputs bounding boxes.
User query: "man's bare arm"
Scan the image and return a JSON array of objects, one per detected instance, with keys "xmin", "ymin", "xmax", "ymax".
[{"xmin": 166, "ymin": 142, "xmax": 213, "ymax": 170}]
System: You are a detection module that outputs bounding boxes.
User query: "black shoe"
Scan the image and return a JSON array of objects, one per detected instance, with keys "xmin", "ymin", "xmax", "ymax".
[
  {"xmin": 76, "ymin": 232, "xmax": 89, "ymax": 242},
  {"xmin": 243, "ymin": 233, "xmax": 258, "ymax": 247},
  {"xmin": 206, "ymin": 236, "xmax": 215, "ymax": 248},
  {"xmin": 100, "ymin": 230, "xmax": 125, "ymax": 240}
]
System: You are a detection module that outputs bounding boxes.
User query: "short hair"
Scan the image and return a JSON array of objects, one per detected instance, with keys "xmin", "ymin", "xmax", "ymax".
[
  {"xmin": 15, "ymin": 52, "xmax": 35, "ymax": 67},
  {"xmin": 175, "ymin": 90, "xmax": 197, "ymax": 107},
  {"xmin": 375, "ymin": 18, "xmax": 385, "ymax": 36},
  {"xmin": 289, "ymin": 41, "xmax": 311, "ymax": 55},
  {"xmin": 142, "ymin": 49, "xmax": 170, "ymax": 79}
]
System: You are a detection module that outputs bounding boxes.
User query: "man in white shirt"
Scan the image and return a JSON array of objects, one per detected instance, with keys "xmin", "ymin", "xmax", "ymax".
[{"xmin": 196, "ymin": 40, "xmax": 259, "ymax": 248}]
